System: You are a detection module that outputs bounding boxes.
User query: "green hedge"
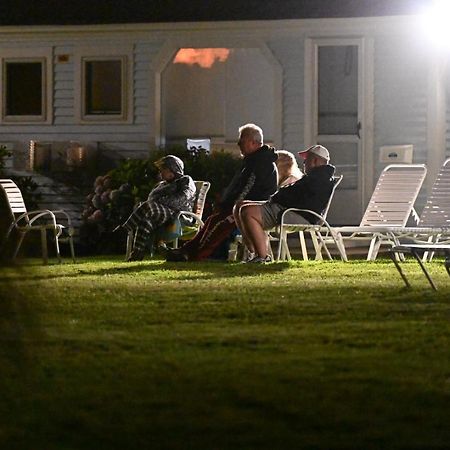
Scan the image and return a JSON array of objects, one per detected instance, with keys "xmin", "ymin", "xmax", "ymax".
[{"xmin": 79, "ymin": 147, "xmax": 241, "ymax": 254}]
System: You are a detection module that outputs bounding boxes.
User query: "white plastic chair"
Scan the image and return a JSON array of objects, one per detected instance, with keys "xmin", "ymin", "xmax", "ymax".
[
  {"xmin": 0, "ymin": 179, "xmax": 75, "ymax": 264},
  {"xmin": 274, "ymin": 175, "xmax": 344, "ymax": 261}
]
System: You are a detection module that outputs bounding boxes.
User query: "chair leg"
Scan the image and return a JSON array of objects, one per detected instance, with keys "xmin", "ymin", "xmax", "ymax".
[
  {"xmin": 69, "ymin": 236, "xmax": 76, "ymax": 263},
  {"xmin": 53, "ymin": 228, "xmax": 62, "ymax": 264},
  {"xmin": 315, "ymin": 231, "xmax": 332, "ymax": 260},
  {"xmin": 277, "ymin": 231, "xmax": 283, "ymax": 261},
  {"xmin": 281, "ymin": 231, "xmax": 291, "ymax": 261},
  {"xmin": 299, "ymin": 231, "xmax": 308, "ymax": 261},
  {"xmin": 12, "ymin": 231, "xmax": 26, "ymax": 261},
  {"xmin": 41, "ymin": 228, "xmax": 48, "ymax": 265},
  {"xmin": 266, "ymin": 234, "xmax": 274, "ymax": 260},
  {"xmin": 310, "ymin": 231, "xmax": 323, "ymax": 261},
  {"xmin": 125, "ymin": 230, "xmax": 134, "ymax": 261},
  {"xmin": 333, "ymin": 232, "xmax": 348, "ymax": 262},
  {"xmin": 367, "ymin": 236, "xmax": 380, "ymax": 261}
]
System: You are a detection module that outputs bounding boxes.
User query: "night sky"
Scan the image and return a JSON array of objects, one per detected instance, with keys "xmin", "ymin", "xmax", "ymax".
[{"xmin": 0, "ymin": 0, "xmax": 432, "ymax": 26}]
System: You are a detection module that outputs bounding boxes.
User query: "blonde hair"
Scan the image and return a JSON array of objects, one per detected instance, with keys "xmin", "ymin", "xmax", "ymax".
[{"xmin": 276, "ymin": 150, "xmax": 303, "ymax": 186}]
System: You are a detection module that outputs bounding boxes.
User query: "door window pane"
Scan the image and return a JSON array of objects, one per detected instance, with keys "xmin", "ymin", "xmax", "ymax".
[
  {"xmin": 5, "ymin": 61, "xmax": 43, "ymax": 116},
  {"xmin": 85, "ymin": 60, "xmax": 122, "ymax": 115},
  {"xmin": 318, "ymin": 45, "xmax": 358, "ymax": 135}
]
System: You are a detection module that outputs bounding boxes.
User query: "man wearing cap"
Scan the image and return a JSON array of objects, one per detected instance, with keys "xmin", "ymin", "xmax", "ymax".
[
  {"xmin": 238, "ymin": 145, "xmax": 335, "ymax": 263},
  {"xmin": 120, "ymin": 154, "xmax": 196, "ymax": 261},
  {"xmin": 166, "ymin": 123, "xmax": 278, "ymax": 262}
]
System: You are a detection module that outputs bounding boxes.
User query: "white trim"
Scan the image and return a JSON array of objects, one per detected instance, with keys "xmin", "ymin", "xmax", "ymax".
[
  {"xmin": 0, "ymin": 15, "xmax": 426, "ymax": 39},
  {"xmin": 74, "ymin": 44, "xmax": 133, "ymax": 124},
  {"xmin": 0, "ymin": 46, "xmax": 53, "ymax": 124},
  {"xmin": 426, "ymin": 52, "xmax": 448, "ymax": 194}
]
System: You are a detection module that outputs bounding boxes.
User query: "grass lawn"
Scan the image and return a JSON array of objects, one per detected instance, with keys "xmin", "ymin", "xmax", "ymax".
[{"xmin": 1, "ymin": 256, "xmax": 449, "ymax": 450}]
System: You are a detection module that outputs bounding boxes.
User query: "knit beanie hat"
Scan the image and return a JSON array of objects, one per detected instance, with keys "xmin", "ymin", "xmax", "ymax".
[{"xmin": 154, "ymin": 155, "xmax": 184, "ymax": 177}]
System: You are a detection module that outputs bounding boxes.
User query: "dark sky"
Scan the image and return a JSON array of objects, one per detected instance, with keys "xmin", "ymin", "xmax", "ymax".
[{"xmin": 0, "ymin": 0, "xmax": 432, "ymax": 26}]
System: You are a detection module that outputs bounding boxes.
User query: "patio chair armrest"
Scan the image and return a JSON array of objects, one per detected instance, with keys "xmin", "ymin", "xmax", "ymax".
[
  {"xmin": 280, "ymin": 208, "xmax": 325, "ymax": 227},
  {"xmin": 19, "ymin": 209, "xmax": 58, "ymax": 227},
  {"xmin": 176, "ymin": 211, "xmax": 204, "ymax": 227}
]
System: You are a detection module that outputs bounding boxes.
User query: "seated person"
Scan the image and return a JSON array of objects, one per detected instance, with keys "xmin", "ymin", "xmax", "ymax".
[
  {"xmin": 166, "ymin": 123, "xmax": 278, "ymax": 262},
  {"xmin": 238, "ymin": 145, "xmax": 335, "ymax": 263},
  {"xmin": 275, "ymin": 150, "xmax": 303, "ymax": 187},
  {"xmin": 120, "ymin": 155, "xmax": 195, "ymax": 261},
  {"xmin": 233, "ymin": 149, "xmax": 304, "ymax": 261}
]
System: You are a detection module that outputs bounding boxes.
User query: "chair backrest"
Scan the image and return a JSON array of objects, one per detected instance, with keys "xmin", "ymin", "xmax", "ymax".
[
  {"xmin": 0, "ymin": 179, "xmax": 28, "ymax": 217},
  {"xmin": 193, "ymin": 181, "xmax": 211, "ymax": 218},
  {"xmin": 360, "ymin": 164, "xmax": 427, "ymax": 227},
  {"xmin": 419, "ymin": 158, "xmax": 450, "ymax": 227},
  {"xmin": 319, "ymin": 175, "xmax": 343, "ymax": 224}
]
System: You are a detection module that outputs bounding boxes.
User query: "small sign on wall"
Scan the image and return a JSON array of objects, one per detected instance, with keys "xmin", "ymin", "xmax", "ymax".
[{"xmin": 379, "ymin": 145, "xmax": 413, "ymax": 164}]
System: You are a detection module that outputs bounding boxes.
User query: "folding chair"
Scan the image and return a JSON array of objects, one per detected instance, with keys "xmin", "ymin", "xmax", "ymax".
[
  {"xmin": 0, "ymin": 179, "xmax": 75, "ymax": 264},
  {"xmin": 274, "ymin": 175, "xmax": 344, "ymax": 261}
]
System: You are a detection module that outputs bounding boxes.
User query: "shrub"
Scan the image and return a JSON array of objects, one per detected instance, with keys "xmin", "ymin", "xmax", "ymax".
[{"xmin": 79, "ymin": 147, "xmax": 242, "ymax": 254}]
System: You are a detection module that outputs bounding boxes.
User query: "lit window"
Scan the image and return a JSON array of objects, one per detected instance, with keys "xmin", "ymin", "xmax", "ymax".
[
  {"xmin": 3, "ymin": 59, "xmax": 45, "ymax": 120},
  {"xmin": 82, "ymin": 57, "xmax": 127, "ymax": 120}
]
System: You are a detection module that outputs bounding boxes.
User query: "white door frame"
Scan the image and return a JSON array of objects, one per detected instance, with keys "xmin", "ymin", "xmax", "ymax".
[{"xmin": 304, "ymin": 36, "xmax": 374, "ymax": 214}]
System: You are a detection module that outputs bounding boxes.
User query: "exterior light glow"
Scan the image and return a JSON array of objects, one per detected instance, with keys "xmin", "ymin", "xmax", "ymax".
[{"xmin": 421, "ymin": 0, "xmax": 450, "ymax": 49}]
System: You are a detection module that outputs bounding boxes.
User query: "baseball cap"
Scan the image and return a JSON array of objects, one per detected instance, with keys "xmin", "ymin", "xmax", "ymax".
[{"xmin": 298, "ymin": 145, "xmax": 330, "ymax": 162}]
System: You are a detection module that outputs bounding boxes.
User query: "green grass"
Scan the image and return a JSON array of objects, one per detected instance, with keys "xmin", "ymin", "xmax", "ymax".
[{"xmin": 1, "ymin": 256, "xmax": 450, "ymax": 450}]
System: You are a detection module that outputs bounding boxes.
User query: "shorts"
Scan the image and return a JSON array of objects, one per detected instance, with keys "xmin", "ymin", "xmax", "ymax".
[
  {"xmin": 260, "ymin": 201, "xmax": 286, "ymax": 230},
  {"xmin": 260, "ymin": 201, "xmax": 310, "ymax": 230}
]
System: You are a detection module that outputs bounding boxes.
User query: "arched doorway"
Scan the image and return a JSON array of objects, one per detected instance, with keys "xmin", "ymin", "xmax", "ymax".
[{"xmin": 155, "ymin": 44, "xmax": 281, "ymax": 151}]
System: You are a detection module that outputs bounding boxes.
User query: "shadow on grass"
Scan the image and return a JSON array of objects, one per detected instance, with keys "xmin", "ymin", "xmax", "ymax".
[{"xmin": 0, "ymin": 259, "xmax": 292, "ymax": 282}]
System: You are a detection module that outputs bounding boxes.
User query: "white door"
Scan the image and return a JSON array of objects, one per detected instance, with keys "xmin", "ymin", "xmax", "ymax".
[{"xmin": 305, "ymin": 38, "xmax": 373, "ymax": 225}]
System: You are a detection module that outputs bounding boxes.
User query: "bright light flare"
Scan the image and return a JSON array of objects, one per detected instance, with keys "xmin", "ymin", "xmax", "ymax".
[{"xmin": 421, "ymin": 0, "xmax": 450, "ymax": 50}]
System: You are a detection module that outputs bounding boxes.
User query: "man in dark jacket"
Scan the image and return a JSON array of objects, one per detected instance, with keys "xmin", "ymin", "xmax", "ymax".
[
  {"xmin": 238, "ymin": 145, "xmax": 335, "ymax": 263},
  {"xmin": 166, "ymin": 123, "xmax": 278, "ymax": 262}
]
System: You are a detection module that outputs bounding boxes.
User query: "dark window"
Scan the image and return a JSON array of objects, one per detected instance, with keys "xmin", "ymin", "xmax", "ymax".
[
  {"xmin": 85, "ymin": 60, "xmax": 122, "ymax": 115},
  {"xmin": 5, "ymin": 61, "xmax": 43, "ymax": 116}
]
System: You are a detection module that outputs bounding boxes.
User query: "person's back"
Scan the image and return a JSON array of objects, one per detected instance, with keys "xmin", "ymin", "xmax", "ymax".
[{"xmin": 271, "ymin": 163, "xmax": 334, "ymax": 223}]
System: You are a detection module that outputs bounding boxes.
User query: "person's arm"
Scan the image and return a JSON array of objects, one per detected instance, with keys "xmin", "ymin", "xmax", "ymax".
[{"xmin": 158, "ymin": 176, "xmax": 196, "ymax": 211}]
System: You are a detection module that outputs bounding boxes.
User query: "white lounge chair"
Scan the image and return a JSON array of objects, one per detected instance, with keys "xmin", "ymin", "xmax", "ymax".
[
  {"xmin": 317, "ymin": 164, "xmax": 427, "ymax": 261},
  {"xmin": 0, "ymin": 178, "xmax": 75, "ymax": 264},
  {"xmin": 369, "ymin": 158, "xmax": 450, "ymax": 260}
]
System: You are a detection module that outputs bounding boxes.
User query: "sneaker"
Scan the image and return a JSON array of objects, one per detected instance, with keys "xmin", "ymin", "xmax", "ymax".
[
  {"xmin": 241, "ymin": 251, "xmax": 256, "ymax": 263},
  {"xmin": 166, "ymin": 249, "xmax": 188, "ymax": 262},
  {"xmin": 246, "ymin": 254, "xmax": 272, "ymax": 264}
]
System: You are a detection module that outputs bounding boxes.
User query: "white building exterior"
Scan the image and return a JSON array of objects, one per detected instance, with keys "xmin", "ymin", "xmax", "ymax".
[{"xmin": 0, "ymin": 14, "xmax": 448, "ymax": 224}]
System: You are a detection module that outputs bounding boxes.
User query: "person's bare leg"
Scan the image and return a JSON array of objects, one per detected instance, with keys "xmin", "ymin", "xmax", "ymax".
[
  {"xmin": 235, "ymin": 202, "xmax": 256, "ymax": 253},
  {"xmin": 240, "ymin": 204, "xmax": 268, "ymax": 257}
]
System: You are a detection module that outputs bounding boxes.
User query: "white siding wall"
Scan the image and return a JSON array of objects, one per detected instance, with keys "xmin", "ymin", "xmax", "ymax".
[
  {"xmin": 0, "ymin": 17, "xmax": 444, "ymax": 209},
  {"xmin": 268, "ymin": 37, "xmax": 305, "ymax": 150},
  {"xmin": 0, "ymin": 39, "xmax": 165, "ymax": 164},
  {"xmin": 373, "ymin": 35, "xmax": 429, "ymax": 169},
  {"xmin": 373, "ymin": 34, "xmax": 430, "ymax": 209}
]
